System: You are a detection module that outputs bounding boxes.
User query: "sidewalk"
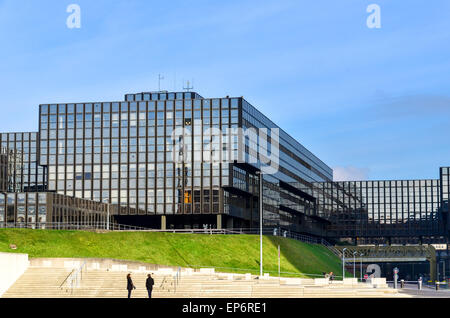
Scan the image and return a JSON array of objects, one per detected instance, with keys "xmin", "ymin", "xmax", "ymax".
[{"xmin": 391, "ymin": 284, "xmax": 450, "ymax": 298}]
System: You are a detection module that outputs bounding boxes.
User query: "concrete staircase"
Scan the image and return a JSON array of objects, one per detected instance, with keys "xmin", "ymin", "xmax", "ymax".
[
  {"xmin": 3, "ymin": 266, "xmax": 407, "ymax": 298},
  {"xmin": 4, "ymin": 267, "xmax": 73, "ymax": 298}
]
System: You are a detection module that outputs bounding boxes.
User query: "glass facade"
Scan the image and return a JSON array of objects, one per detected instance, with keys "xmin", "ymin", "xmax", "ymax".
[
  {"xmin": 314, "ymin": 176, "xmax": 447, "ymax": 244},
  {"xmin": 0, "ymin": 148, "xmax": 8, "ymax": 192},
  {"xmin": 223, "ymin": 99, "xmax": 333, "ymax": 235},
  {"xmin": 0, "ymin": 192, "xmax": 113, "ymax": 229},
  {"xmin": 38, "ymin": 93, "xmax": 240, "ymax": 228},
  {"xmin": 441, "ymin": 167, "xmax": 449, "ymax": 204},
  {"xmin": 35, "ymin": 91, "xmax": 333, "ymax": 231},
  {"xmin": 0, "ymin": 192, "xmax": 48, "ymax": 227},
  {"xmin": 0, "ymin": 89, "xmax": 447, "ymax": 243},
  {"xmin": 440, "ymin": 167, "xmax": 450, "ymax": 236},
  {"xmin": 0, "ymin": 132, "xmax": 45, "ymax": 192}
]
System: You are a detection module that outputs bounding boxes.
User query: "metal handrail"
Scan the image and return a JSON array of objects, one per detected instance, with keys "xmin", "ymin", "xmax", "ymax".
[
  {"xmin": 173, "ymin": 267, "xmax": 181, "ymax": 293},
  {"xmin": 159, "ymin": 276, "xmax": 174, "ymax": 292},
  {"xmin": 59, "ymin": 261, "xmax": 87, "ymax": 295},
  {"xmin": 59, "ymin": 269, "xmax": 75, "ymax": 291},
  {"xmin": 159, "ymin": 276, "xmax": 168, "ymax": 289},
  {"xmin": 158, "ymin": 267, "xmax": 182, "ymax": 294}
]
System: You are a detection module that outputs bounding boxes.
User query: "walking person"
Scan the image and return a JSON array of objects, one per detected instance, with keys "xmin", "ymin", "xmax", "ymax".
[
  {"xmin": 127, "ymin": 273, "xmax": 136, "ymax": 298},
  {"xmin": 146, "ymin": 273, "xmax": 155, "ymax": 298}
]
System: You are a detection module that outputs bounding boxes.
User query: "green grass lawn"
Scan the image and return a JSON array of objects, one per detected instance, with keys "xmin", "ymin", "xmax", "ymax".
[{"xmin": 0, "ymin": 229, "xmax": 345, "ymax": 278}]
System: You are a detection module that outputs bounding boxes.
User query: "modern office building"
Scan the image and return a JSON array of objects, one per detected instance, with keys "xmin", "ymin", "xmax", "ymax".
[
  {"xmin": 0, "ymin": 89, "xmax": 448, "ymax": 247},
  {"xmin": 313, "ymin": 168, "xmax": 449, "ymax": 244},
  {"xmin": 36, "ymin": 91, "xmax": 331, "ymax": 234}
]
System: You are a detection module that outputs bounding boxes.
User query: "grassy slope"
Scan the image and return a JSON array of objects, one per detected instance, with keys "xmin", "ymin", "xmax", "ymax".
[{"xmin": 0, "ymin": 229, "xmax": 344, "ymax": 277}]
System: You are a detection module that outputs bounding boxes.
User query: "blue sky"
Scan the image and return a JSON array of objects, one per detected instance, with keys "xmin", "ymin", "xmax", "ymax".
[{"xmin": 0, "ymin": 0, "xmax": 449, "ymax": 181}]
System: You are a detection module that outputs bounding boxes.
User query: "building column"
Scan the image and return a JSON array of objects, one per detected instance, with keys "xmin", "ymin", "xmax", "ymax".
[
  {"xmin": 217, "ymin": 214, "xmax": 222, "ymax": 230},
  {"xmin": 161, "ymin": 215, "xmax": 166, "ymax": 230},
  {"xmin": 430, "ymin": 256, "xmax": 436, "ymax": 282}
]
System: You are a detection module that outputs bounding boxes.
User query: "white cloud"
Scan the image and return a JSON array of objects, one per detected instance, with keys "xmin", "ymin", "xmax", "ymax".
[{"xmin": 333, "ymin": 166, "xmax": 370, "ymax": 181}]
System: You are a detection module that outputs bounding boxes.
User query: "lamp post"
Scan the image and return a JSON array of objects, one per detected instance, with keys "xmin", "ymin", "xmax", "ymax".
[
  {"xmin": 106, "ymin": 200, "xmax": 110, "ymax": 231},
  {"xmin": 257, "ymin": 171, "xmax": 263, "ymax": 277},
  {"xmin": 360, "ymin": 253, "xmax": 364, "ymax": 282},
  {"xmin": 342, "ymin": 248, "xmax": 347, "ymax": 280},
  {"xmin": 353, "ymin": 251, "xmax": 357, "ymax": 278}
]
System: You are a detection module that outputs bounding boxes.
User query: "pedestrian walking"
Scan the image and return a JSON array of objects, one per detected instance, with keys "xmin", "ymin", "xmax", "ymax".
[
  {"xmin": 127, "ymin": 273, "xmax": 136, "ymax": 298},
  {"xmin": 146, "ymin": 273, "xmax": 155, "ymax": 298}
]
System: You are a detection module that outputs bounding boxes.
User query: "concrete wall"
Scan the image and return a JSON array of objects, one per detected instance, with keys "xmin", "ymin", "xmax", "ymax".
[
  {"xmin": 343, "ymin": 278, "xmax": 358, "ymax": 285},
  {"xmin": 0, "ymin": 252, "xmax": 29, "ymax": 297},
  {"xmin": 30, "ymin": 258, "xmax": 183, "ymax": 273}
]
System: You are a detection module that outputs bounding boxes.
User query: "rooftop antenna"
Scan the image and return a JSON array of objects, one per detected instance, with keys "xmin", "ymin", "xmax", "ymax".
[
  {"xmin": 158, "ymin": 74, "xmax": 164, "ymax": 92},
  {"xmin": 183, "ymin": 79, "xmax": 194, "ymax": 92}
]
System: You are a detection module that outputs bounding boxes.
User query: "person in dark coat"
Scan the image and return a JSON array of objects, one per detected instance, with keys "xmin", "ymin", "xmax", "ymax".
[
  {"xmin": 127, "ymin": 273, "xmax": 136, "ymax": 298},
  {"xmin": 146, "ymin": 273, "xmax": 155, "ymax": 298}
]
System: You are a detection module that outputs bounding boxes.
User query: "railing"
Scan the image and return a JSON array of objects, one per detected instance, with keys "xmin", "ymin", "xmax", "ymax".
[
  {"xmin": 329, "ymin": 245, "xmax": 435, "ymax": 259},
  {"xmin": 159, "ymin": 275, "xmax": 177, "ymax": 293},
  {"xmin": 423, "ymin": 281, "xmax": 449, "ymax": 289},
  {"xmin": 136, "ymin": 227, "xmax": 322, "ymax": 244},
  {"xmin": 387, "ymin": 280, "xmax": 422, "ymax": 284},
  {"xmin": 159, "ymin": 267, "xmax": 182, "ymax": 294},
  {"xmin": 59, "ymin": 269, "xmax": 75, "ymax": 292},
  {"xmin": 159, "ymin": 276, "xmax": 169, "ymax": 291},
  {"xmin": 59, "ymin": 261, "xmax": 87, "ymax": 295},
  {"xmin": 321, "ymin": 239, "xmax": 342, "ymax": 258},
  {"xmin": 0, "ymin": 222, "xmax": 149, "ymax": 231},
  {"xmin": 321, "ymin": 242, "xmax": 355, "ymax": 279},
  {"xmin": 173, "ymin": 267, "xmax": 181, "ymax": 293},
  {"xmin": 387, "ymin": 280, "xmax": 450, "ymax": 290},
  {"xmin": 0, "ymin": 222, "xmax": 324, "ymax": 244}
]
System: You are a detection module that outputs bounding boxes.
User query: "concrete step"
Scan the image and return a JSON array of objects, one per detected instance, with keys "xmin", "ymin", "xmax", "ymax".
[{"xmin": 3, "ymin": 266, "xmax": 400, "ymax": 299}]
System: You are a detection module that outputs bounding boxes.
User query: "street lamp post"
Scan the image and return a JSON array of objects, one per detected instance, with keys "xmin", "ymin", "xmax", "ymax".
[
  {"xmin": 360, "ymin": 253, "xmax": 364, "ymax": 282},
  {"xmin": 257, "ymin": 171, "xmax": 263, "ymax": 277},
  {"xmin": 353, "ymin": 251, "xmax": 357, "ymax": 278},
  {"xmin": 342, "ymin": 248, "xmax": 347, "ymax": 280},
  {"xmin": 106, "ymin": 201, "xmax": 110, "ymax": 231}
]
